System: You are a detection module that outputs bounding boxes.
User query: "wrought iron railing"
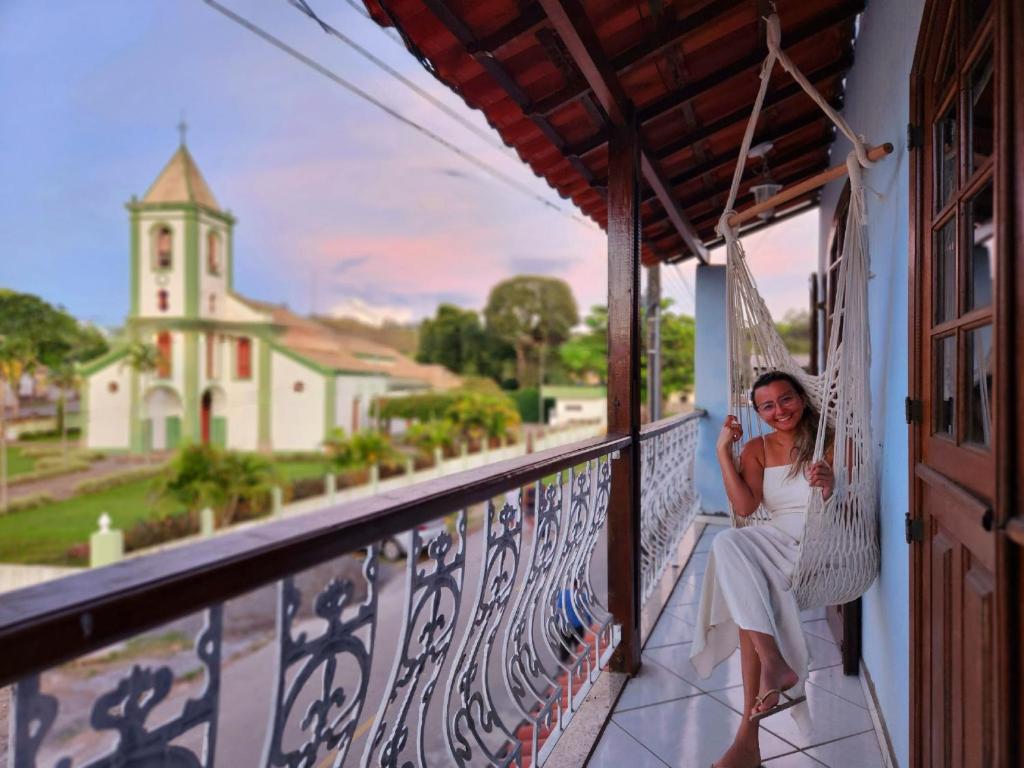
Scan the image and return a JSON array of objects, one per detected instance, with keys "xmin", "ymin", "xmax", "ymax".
[
  {"xmin": 639, "ymin": 411, "xmax": 704, "ymax": 602},
  {"xmin": 1, "ymin": 415, "xmax": 703, "ymax": 767}
]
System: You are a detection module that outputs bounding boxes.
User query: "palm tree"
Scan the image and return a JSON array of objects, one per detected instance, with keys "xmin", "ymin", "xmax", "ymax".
[
  {"xmin": 121, "ymin": 341, "xmax": 159, "ymax": 460},
  {"xmin": 0, "ymin": 336, "xmax": 36, "ymax": 512},
  {"xmin": 49, "ymin": 363, "xmax": 80, "ymax": 458}
]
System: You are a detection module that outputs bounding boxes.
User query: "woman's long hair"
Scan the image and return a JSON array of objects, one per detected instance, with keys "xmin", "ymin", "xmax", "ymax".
[{"xmin": 750, "ymin": 371, "xmax": 830, "ymax": 480}]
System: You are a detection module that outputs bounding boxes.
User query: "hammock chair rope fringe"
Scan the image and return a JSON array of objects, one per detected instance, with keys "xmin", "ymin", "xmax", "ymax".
[{"xmin": 717, "ymin": 12, "xmax": 883, "ymax": 610}]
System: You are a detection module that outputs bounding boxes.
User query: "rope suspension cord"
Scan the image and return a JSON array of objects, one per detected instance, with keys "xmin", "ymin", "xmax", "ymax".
[{"xmin": 715, "ymin": 12, "xmax": 886, "ymax": 609}]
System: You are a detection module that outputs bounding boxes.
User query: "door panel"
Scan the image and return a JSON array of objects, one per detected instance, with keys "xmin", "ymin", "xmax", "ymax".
[{"xmin": 911, "ymin": 1, "xmax": 1016, "ymax": 765}]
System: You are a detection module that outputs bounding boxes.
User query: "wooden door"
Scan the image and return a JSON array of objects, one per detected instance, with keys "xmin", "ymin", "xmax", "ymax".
[{"xmin": 910, "ymin": 1, "xmax": 1022, "ymax": 765}]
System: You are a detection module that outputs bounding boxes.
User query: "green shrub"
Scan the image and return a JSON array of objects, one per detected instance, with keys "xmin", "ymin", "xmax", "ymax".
[
  {"xmin": 16, "ymin": 427, "xmax": 82, "ymax": 442},
  {"xmin": 271, "ymin": 450, "xmax": 327, "ymax": 462},
  {"xmin": 124, "ymin": 512, "xmax": 198, "ymax": 552},
  {"xmin": 4, "ymin": 493, "xmax": 56, "ymax": 513},
  {"xmin": 74, "ymin": 465, "xmax": 166, "ymax": 495},
  {"xmin": 512, "ymin": 388, "xmax": 540, "ymax": 423},
  {"xmin": 289, "ymin": 475, "xmax": 327, "ymax": 502},
  {"xmin": 378, "ymin": 392, "xmax": 461, "ymax": 422}
]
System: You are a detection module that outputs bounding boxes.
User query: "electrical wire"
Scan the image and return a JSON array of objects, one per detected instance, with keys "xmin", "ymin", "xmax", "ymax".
[
  {"xmin": 287, "ymin": 0, "xmax": 512, "ymax": 154},
  {"xmin": 202, "ymin": 0, "xmax": 597, "ymax": 231}
]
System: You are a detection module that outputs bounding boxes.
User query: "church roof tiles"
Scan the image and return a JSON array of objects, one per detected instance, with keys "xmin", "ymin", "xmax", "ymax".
[{"xmin": 142, "ymin": 145, "xmax": 221, "ymax": 210}]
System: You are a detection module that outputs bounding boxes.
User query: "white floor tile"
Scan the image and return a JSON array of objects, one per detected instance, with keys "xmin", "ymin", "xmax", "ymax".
[
  {"xmin": 666, "ymin": 578, "xmax": 701, "ymax": 606},
  {"xmin": 804, "ymin": 632, "xmax": 842, "ymax": 671},
  {"xmin": 588, "ymin": 721, "xmax": 672, "ymax": 768},
  {"xmin": 801, "ymin": 619, "xmax": 835, "ymax": 644},
  {"xmin": 665, "ymin": 602, "xmax": 698, "ymax": 625},
  {"xmin": 615, "ymin": 659, "xmax": 701, "ymax": 712},
  {"xmin": 805, "ymin": 730, "xmax": 885, "ymax": 768},
  {"xmin": 806, "ymin": 665, "xmax": 867, "ymax": 709},
  {"xmin": 644, "ymin": 642, "xmax": 744, "ymax": 692},
  {"xmin": 613, "ymin": 693, "xmax": 797, "ymax": 768},
  {"xmin": 710, "ymin": 683, "xmax": 874, "ymax": 750},
  {"xmin": 763, "ymin": 751, "xmax": 828, "ymax": 766},
  {"xmin": 646, "ymin": 613, "xmax": 696, "ymax": 648}
]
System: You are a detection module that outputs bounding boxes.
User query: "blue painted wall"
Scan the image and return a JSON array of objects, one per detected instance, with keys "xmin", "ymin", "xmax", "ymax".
[
  {"xmin": 817, "ymin": 3, "xmax": 925, "ymax": 765},
  {"xmin": 694, "ymin": 264, "xmax": 729, "ymax": 514}
]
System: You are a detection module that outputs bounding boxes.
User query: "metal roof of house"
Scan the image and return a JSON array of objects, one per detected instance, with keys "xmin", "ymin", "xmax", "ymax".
[{"xmin": 362, "ymin": 0, "xmax": 860, "ymax": 264}]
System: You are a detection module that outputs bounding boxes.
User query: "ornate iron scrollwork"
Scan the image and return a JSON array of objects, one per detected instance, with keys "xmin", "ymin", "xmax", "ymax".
[
  {"xmin": 12, "ymin": 605, "xmax": 223, "ymax": 768},
  {"xmin": 263, "ymin": 548, "xmax": 379, "ymax": 768},
  {"xmin": 444, "ymin": 492, "xmax": 523, "ymax": 768},
  {"xmin": 363, "ymin": 512, "xmax": 467, "ymax": 768}
]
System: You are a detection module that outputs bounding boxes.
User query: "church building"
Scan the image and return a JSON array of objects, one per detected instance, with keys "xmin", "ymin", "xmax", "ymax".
[{"xmin": 81, "ymin": 139, "xmax": 458, "ymax": 453}]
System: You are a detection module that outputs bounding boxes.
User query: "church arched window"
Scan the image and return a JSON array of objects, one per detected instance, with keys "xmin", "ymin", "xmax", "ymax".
[
  {"xmin": 154, "ymin": 226, "xmax": 173, "ymax": 270},
  {"xmin": 156, "ymin": 332, "xmax": 172, "ymax": 379},
  {"xmin": 207, "ymin": 231, "xmax": 221, "ymax": 275},
  {"xmin": 158, "ymin": 290, "xmax": 169, "ymax": 312},
  {"xmin": 208, "ymin": 293, "xmax": 216, "ymax": 314}
]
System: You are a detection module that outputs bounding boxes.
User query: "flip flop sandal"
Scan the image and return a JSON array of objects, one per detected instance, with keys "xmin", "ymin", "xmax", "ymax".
[{"xmin": 748, "ymin": 688, "xmax": 806, "ymax": 723}]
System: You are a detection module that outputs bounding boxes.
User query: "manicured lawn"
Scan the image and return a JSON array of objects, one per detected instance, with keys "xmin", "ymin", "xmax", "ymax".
[
  {"xmin": 6, "ymin": 445, "xmax": 38, "ymax": 478},
  {"xmin": 274, "ymin": 459, "xmax": 332, "ymax": 481},
  {"xmin": 0, "ymin": 478, "xmax": 173, "ymax": 565}
]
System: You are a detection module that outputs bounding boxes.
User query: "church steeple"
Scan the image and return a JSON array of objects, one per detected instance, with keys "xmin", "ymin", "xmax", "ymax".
[{"xmin": 141, "ymin": 144, "xmax": 221, "ymax": 211}]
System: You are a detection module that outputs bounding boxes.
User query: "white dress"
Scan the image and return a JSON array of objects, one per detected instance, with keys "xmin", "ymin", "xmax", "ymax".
[{"xmin": 689, "ymin": 463, "xmax": 812, "ymax": 734}]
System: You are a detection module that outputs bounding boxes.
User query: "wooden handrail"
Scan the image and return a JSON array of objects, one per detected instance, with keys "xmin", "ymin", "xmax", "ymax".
[
  {"xmin": 0, "ymin": 433, "xmax": 629, "ymax": 687},
  {"xmin": 727, "ymin": 142, "xmax": 894, "ymax": 228},
  {"xmin": 639, "ymin": 408, "xmax": 707, "ymax": 441}
]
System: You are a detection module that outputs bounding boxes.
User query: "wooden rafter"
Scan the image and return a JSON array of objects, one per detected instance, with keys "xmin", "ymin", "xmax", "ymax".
[{"xmin": 537, "ymin": 0, "xmax": 709, "ymax": 263}]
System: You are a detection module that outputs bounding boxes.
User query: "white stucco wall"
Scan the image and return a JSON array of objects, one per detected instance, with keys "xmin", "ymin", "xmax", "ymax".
[
  {"xmin": 86, "ymin": 363, "xmax": 131, "ymax": 449},
  {"xmin": 222, "ymin": 335, "xmax": 261, "ymax": 451},
  {"xmin": 143, "ymin": 385, "xmax": 183, "ymax": 450},
  {"xmin": 549, "ymin": 398, "xmax": 605, "ymax": 427},
  {"xmin": 136, "ymin": 213, "xmax": 186, "ymax": 318},
  {"xmin": 198, "ymin": 214, "xmax": 229, "ymax": 321},
  {"xmin": 271, "ymin": 350, "xmax": 326, "ymax": 451},
  {"xmin": 817, "ymin": 4, "xmax": 925, "ymax": 764},
  {"xmin": 335, "ymin": 375, "xmax": 388, "ymax": 434}
]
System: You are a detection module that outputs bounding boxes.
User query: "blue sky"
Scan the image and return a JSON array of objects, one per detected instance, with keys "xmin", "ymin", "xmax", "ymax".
[{"xmin": 0, "ymin": 0, "xmax": 816, "ymax": 329}]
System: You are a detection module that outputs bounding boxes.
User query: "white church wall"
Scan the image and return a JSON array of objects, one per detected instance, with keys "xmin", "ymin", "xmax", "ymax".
[
  {"xmin": 271, "ymin": 350, "xmax": 326, "ymax": 451},
  {"xmin": 198, "ymin": 214, "xmax": 229, "ymax": 321},
  {"xmin": 137, "ymin": 212, "xmax": 186, "ymax": 318},
  {"xmin": 222, "ymin": 336, "xmax": 261, "ymax": 452},
  {"xmin": 335, "ymin": 375, "xmax": 389, "ymax": 435},
  {"xmin": 86, "ymin": 364, "xmax": 131, "ymax": 450}
]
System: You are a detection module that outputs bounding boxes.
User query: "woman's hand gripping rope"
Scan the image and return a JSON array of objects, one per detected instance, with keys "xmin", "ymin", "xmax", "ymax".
[
  {"xmin": 716, "ymin": 415, "xmax": 743, "ymax": 456},
  {"xmin": 808, "ymin": 460, "xmax": 835, "ymax": 501}
]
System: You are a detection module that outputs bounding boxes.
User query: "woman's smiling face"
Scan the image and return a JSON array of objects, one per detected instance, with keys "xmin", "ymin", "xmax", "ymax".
[{"xmin": 752, "ymin": 380, "xmax": 805, "ymax": 432}]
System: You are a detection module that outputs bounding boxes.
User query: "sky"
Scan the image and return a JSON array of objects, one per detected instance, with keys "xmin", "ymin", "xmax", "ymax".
[{"xmin": 0, "ymin": 0, "xmax": 818, "ymax": 330}]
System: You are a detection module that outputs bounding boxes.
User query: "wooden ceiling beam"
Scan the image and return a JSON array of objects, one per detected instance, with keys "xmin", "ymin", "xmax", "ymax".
[
  {"xmin": 472, "ymin": 3, "xmax": 547, "ymax": 55},
  {"xmin": 636, "ymin": 0, "xmax": 864, "ymax": 125},
  {"xmin": 567, "ymin": 53, "xmax": 850, "ymax": 161},
  {"xmin": 531, "ymin": 0, "xmax": 748, "ymax": 117},
  {"xmin": 537, "ymin": 0, "xmax": 708, "ymax": 263}
]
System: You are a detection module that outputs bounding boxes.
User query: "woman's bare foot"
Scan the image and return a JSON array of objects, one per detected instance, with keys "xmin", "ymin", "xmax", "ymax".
[
  {"xmin": 712, "ymin": 734, "xmax": 761, "ymax": 768},
  {"xmin": 751, "ymin": 654, "xmax": 799, "ymax": 717}
]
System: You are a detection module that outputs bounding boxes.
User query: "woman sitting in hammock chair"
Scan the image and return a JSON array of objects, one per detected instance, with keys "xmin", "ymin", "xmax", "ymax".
[{"xmin": 691, "ymin": 370, "xmax": 834, "ymax": 768}]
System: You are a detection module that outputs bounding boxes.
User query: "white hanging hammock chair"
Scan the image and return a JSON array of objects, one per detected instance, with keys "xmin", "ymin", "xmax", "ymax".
[{"xmin": 718, "ymin": 12, "xmax": 880, "ymax": 610}]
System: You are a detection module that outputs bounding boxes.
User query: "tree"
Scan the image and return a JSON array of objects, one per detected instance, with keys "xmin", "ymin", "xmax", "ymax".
[
  {"xmin": 49, "ymin": 363, "xmax": 81, "ymax": 456},
  {"xmin": 559, "ymin": 305, "xmax": 608, "ymax": 383},
  {"xmin": 0, "ymin": 336, "xmax": 37, "ymax": 512},
  {"xmin": 417, "ymin": 304, "xmax": 515, "ymax": 382},
  {"xmin": 0, "ymin": 289, "xmax": 107, "ymax": 370},
  {"xmin": 484, "ymin": 276, "xmax": 579, "ymax": 388},
  {"xmin": 775, "ymin": 309, "xmax": 811, "ymax": 356}
]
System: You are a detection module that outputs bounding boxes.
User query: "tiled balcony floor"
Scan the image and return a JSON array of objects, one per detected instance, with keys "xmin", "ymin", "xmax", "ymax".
[{"xmin": 589, "ymin": 524, "xmax": 886, "ymax": 768}]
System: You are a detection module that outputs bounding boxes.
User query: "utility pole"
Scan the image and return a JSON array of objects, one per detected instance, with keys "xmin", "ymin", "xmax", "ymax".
[{"xmin": 646, "ymin": 263, "xmax": 662, "ymax": 422}]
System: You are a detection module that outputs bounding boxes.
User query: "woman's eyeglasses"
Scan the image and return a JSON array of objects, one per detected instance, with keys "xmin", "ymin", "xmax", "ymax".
[{"xmin": 755, "ymin": 391, "xmax": 799, "ymax": 415}]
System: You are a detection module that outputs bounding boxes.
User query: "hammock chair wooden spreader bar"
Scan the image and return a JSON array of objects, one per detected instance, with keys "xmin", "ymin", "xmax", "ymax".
[{"xmin": 717, "ymin": 12, "xmax": 888, "ymax": 610}]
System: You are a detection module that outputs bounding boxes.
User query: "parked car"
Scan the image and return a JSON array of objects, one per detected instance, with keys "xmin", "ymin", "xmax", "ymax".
[{"xmin": 380, "ymin": 519, "xmax": 448, "ymax": 561}]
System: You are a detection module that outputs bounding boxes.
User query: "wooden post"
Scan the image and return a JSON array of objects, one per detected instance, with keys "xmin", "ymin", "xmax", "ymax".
[
  {"xmin": 646, "ymin": 263, "xmax": 662, "ymax": 422},
  {"xmin": 606, "ymin": 114, "xmax": 642, "ymax": 674},
  {"xmin": 808, "ymin": 272, "xmax": 820, "ymax": 375}
]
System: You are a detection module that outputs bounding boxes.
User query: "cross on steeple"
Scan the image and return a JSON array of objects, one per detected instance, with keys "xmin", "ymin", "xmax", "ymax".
[{"xmin": 177, "ymin": 114, "xmax": 188, "ymax": 147}]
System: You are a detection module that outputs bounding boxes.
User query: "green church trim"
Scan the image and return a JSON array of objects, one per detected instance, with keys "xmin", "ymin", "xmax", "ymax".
[
  {"xmin": 78, "ymin": 347, "xmax": 129, "ymax": 377},
  {"xmin": 129, "ymin": 209, "xmax": 140, "ymax": 316},
  {"xmin": 184, "ymin": 209, "xmax": 199, "ymax": 318},
  {"xmin": 324, "ymin": 376, "xmax": 337, "ymax": 442},
  {"xmin": 258, "ymin": 339, "xmax": 272, "ymax": 450},
  {"xmin": 183, "ymin": 331, "xmax": 200, "ymax": 442},
  {"xmin": 127, "ymin": 200, "xmax": 235, "ymax": 226}
]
